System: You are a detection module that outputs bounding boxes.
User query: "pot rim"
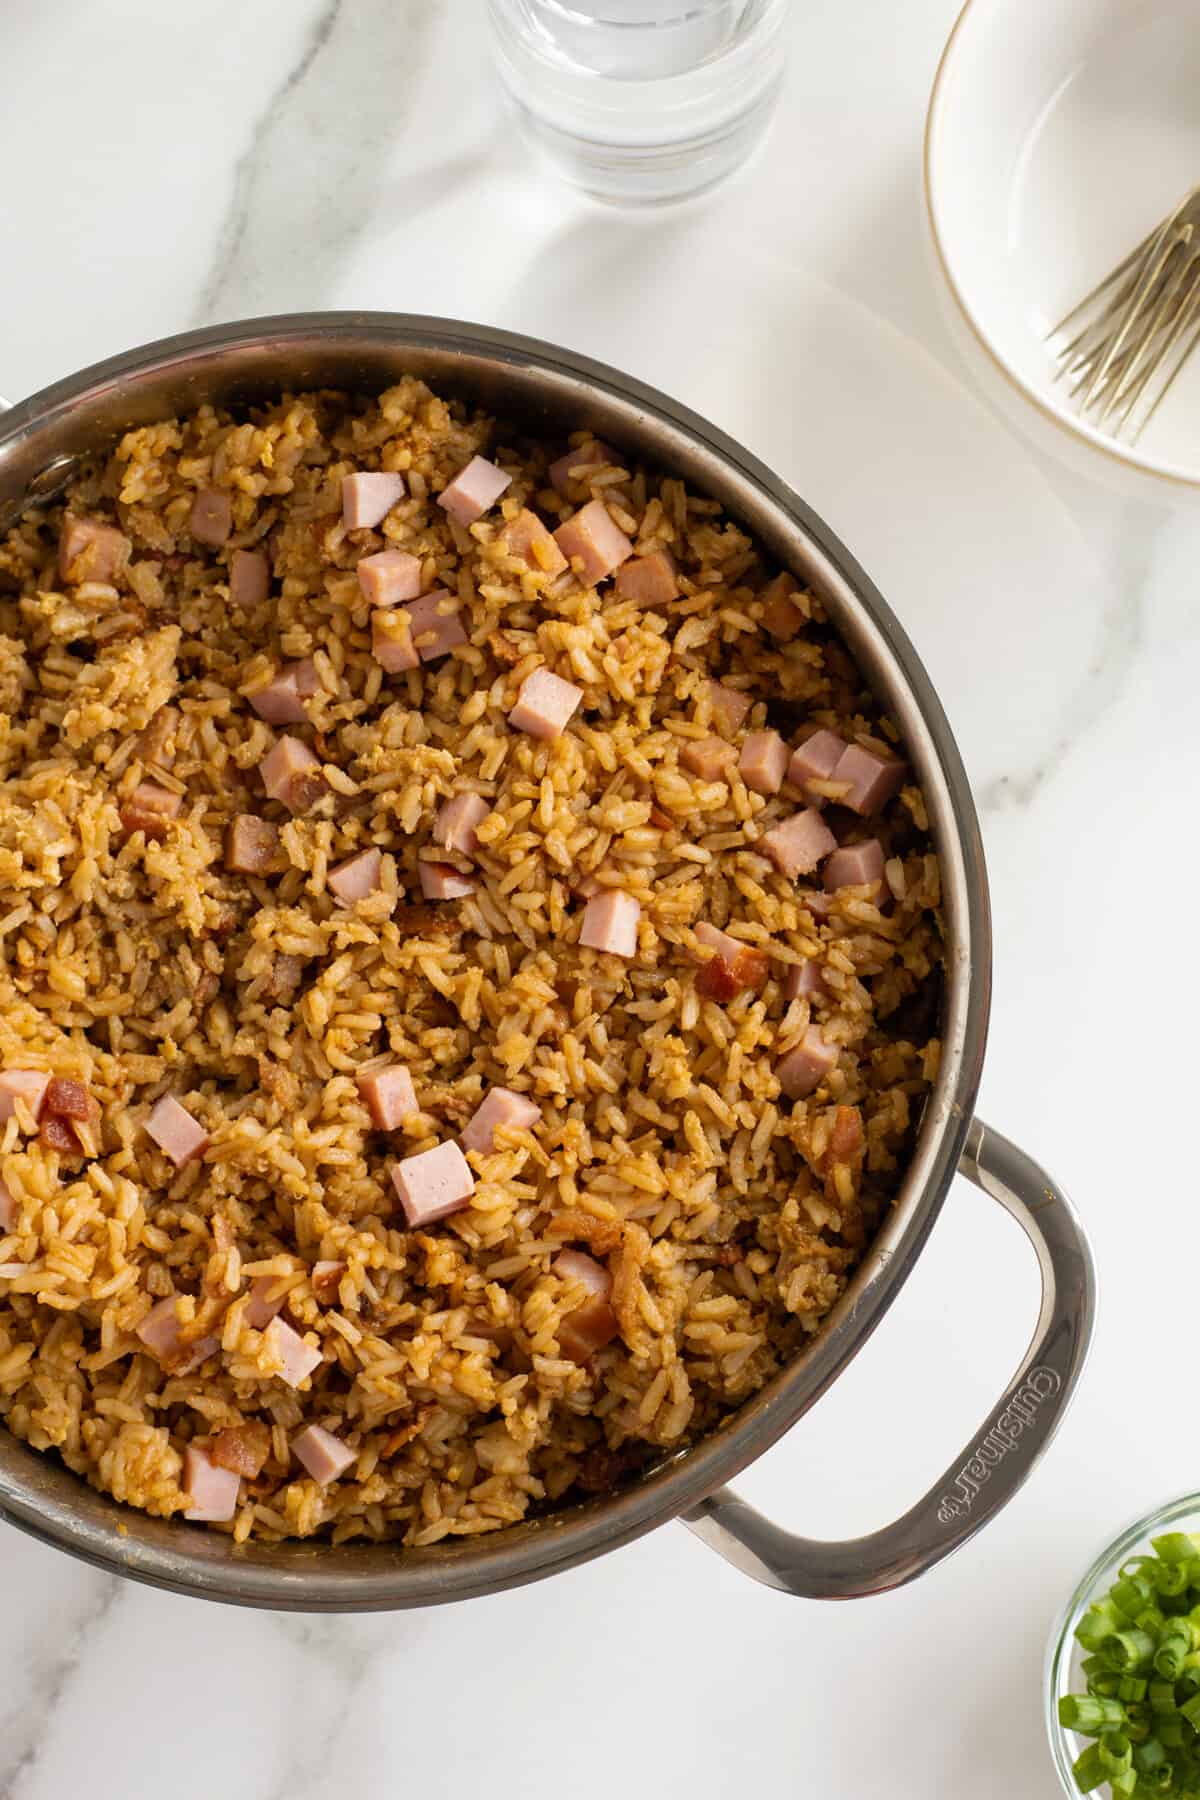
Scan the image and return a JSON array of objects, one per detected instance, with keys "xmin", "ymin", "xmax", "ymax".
[{"xmin": 0, "ymin": 313, "xmax": 990, "ymax": 1609}]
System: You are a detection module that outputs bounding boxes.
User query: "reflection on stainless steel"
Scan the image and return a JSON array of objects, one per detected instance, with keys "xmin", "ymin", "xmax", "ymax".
[{"xmin": 0, "ymin": 314, "xmax": 1092, "ymax": 1610}]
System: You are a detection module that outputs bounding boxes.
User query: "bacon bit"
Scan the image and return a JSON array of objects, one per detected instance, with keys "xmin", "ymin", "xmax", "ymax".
[
  {"xmin": 574, "ymin": 1444, "xmax": 644, "ymax": 1495},
  {"xmin": 120, "ymin": 792, "xmax": 179, "ymax": 840},
  {"xmin": 380, "ymin": 1406, "xmax": 434, "ymax": 1459},
  {"xmin": 713, "ymin": 1244, "xmax": 743, "ymax": 1268},
  {"xmin": 44, "ymin": 1077, "xmax": 90, "ymax": 1119},
  {"xmin": 695, "ymin": 945, "xmax": 769, "ymax": 1003},
  {"xmin": 545, "ymin": 1208, "xmax": 624, "ymax": 1256},
  {"xmin": 39, "ymin": 1113, "xmax": 77, "ymax": 1153},
  {"xmin": 209, "ymin": 1421, "xmax": 271, "ymax": 1478},
  {"xmin": 39, "ymin": 1079, "xmax": 99, "ymax": 1154},
  {"xmin": 827, "ymin": 1104, "xmax": 865, "ymax": 1165},
  {"xmin": 392, "ymin": 902, "xmax": 464, "ymax": 936},
  {"xmin": 649, "ymin": 806, "xmax": 675, "ymax": 831}
]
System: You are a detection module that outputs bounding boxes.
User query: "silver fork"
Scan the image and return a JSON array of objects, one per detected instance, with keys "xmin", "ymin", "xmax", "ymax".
[{"xmin": 1048, "ymin": 183, "xmax": 1200, "ymax": 443}]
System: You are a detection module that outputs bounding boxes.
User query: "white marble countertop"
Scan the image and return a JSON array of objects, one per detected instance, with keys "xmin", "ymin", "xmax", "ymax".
[{"xmin": 0, "ymin": 2, "xmax": 1189, "ymax": 1796}]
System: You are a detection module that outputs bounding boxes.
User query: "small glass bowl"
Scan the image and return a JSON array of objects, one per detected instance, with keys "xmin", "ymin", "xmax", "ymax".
[{"xmin": 1046, "ymin": 1492, "xmax": 1200, "ymax": 1797}]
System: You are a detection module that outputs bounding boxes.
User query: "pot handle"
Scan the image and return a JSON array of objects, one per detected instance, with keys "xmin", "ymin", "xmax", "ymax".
[{"xmin": 683, "ymin": 1117, "xmax": 1095, "ymax": 1598}]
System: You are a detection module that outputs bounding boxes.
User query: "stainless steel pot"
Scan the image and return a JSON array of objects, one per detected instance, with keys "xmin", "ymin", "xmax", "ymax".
[{"xmin": 0, "ymin": 314, "xmax": 1095, "ymax": 1610}]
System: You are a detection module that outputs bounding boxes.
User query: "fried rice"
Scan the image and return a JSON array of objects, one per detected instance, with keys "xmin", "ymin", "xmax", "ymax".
[{"xmin": 0, "ymin": 380, "xmax": 942, "ymax": 1544}]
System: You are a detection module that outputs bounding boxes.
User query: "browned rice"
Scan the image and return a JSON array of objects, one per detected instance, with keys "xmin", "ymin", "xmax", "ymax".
[{"xmin": 0, "ymin": 380, "xmax": 942, "ymax": 1544}]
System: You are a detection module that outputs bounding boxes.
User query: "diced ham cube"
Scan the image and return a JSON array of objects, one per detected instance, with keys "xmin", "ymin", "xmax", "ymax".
[
  {"xmin": 760, "ymin": 573, "xmax": 805, "ymax": 640},
  {"xmin": 693, "ymin": 922, "xmax": 769, "ymax": 1003},
  {"xmin": 614, "ymin": 550, "xmax": 679, "ymax": 606},
  {"xmin": 210, "ymin": 1421, "xmax": 271, "ymax": 1478},
  {"xmin": 680, "ymin": 737, "xmax": 735, "ymax": 781},
  {"xmin": 784, "ymin": 960, "xmax": 830, "ymax": 1002},
  {"xmin": 0, "ymin": 1178, "xmax": 13, "ymax": 1231},
  {"xmin": 182, "ymin": 1444, "xmax": 241, "ymax": 1522},
  {"xmin": 777, "ymin": 1026, "xmax": 839, "ymax": 1100},
  {"xmin": 824, "ymin": 838, "xmax": 886, "ymax": 893},
  {"xmin": 225, "ymin": 814, "xmax": 285, "ymax": 876},
  {"xmin": 357, "ymin": 1064, "xmax": 417, "ymax": 1130},
  {"xmin": 190, "ymin": 487, "xmax": 232, "ymax": 547},
  {"xmin": 136, "ymin": 1298, "xmax": 219, "ymax": 1373},
  {"xmin": 694, "ymin": 921, "xmax": 741, "ymax": 961},
  {"xmin": 553, "ymin": 499, "xmax": 633, "ymax": 586},
  {"xmin": 266, "ymin": 1316, "xmax": 322, "ymax": 1389},
  {"xmin": 0, "ymin": 1070, "xmax": 51, "ymax": 1126},
  {"xmin": 144, "ymin": 1095, "xmax": 209, "ymax": 1168},
  {"xmin": 437, "ymin": 455, "xmax": 511, "ymax": 527},
  {"xmin": 461, "ymin": 1087, "xmax": 541, "ymax": 1156},
  {"xmin": 244, "ymin": 1275, "xmax": 288, "ymax": 1330},
  {"xmin": 327, "ymin": 847, "xmax": 382, "ymax": 906},
  {"xmin": 738, "ymin": 730, "xmax": 789, "ymax": 795},
  {"xmin": 761, "ymin": 809, "xmax": 838, "ymax": 879},
  {"xmin": 707, "ymin": 682, "xmax": 752, "ymax": 737},
  {"xmin": 405, "ymin": 591, "xmax": 468, "ymax": 662},
  {"xmin": 357, "ymin": 548, "xmax": 422, "ymax": 607},
  {"xmin": 418, "ymin": 860, "xmax": 476, "ymax": 901},
  {"xmin": 371, "ymin": 607, "xmax": 418, "ymax": 674},
  {"xmin": 57, "ymin": 515, "xmax": 130, "ymax": 585},
  {"xmin": 549, "ymin": 439, "xmax": 616, "ymax": 494},
  {"xmin": 509, "ymin": 668, "xmax": 584, "ymax": 741},
  {"xmin": 497, "ymin": 509, "xmax": 568, "ymax": 575},
  {"xmin": 292, "ymin": 1423, "xmax": 357, "ymax": 1486},
  {"xmin": 120, "ymin": 780, "xmax": 182, "ymax": 840},
  {"xmin": 580, "ymin": 890, "xmax": 640, "ymax": 958},
  {"xmin": 247, "ymin": 659, "xmax": 319, "ymax": 725},
  {"xmin": 260, "ymin": 735, "xmax": 326, "ymax": 813},
  {"xmin": 833, "ymin": 744, "xmax": 907, "ymax": 814},
  {"xmin": 554, "ymin": 1249, "xmax": 620, "ymax": 1361},
  {"xmin": 342, "ymin": 471, "xmax": 405, "ymax": 530},
  {"xmin": 433, "ymin": 793, "xmax": 490, "ymax": 856},
  {"xmin": 229, "ymin": 548, "xmax": 270, "ymax": 607},
  {"xmin": 373, "ymin": 592, "xmax": 467, "ymax": 671},
  {"xmin": 391, "ymin": 1140, "xmax": 476, "ymax": 1228},
  {"xmin": 788, "ymin": 729, "xmax": 848, "ymax": 795}
]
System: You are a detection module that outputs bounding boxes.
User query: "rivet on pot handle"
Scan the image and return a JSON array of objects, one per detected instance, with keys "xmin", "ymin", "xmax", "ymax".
[{"xmin": 683, "ymin": 1118, "xmax": 1096, "ymax": 1598}]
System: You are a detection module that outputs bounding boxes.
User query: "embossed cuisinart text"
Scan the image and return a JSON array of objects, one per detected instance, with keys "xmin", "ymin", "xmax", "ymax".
[{"xmin": 936, "ymin": 1365, "xmax": 1061, "ymax": 1525}]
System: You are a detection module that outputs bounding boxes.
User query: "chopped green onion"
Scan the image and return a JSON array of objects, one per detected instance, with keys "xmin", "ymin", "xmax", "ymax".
[
  {"xmin": 1151, "ymin": 1534, "xmax": 1200, "ymax": 1564},
  {"xmin": 1150, "ymin": 1680, "xmax": 1179, "ymax": 1714},
  {"xmin": 1115, "ymin": 1576, "xmax": 1159, "ymax": 1619},
  {"xmin": 1072, "ymin": 1744, "xmax": 1107, "ymax": 1793},
  {"xmin": 1079, "ymin": 1601, "xmax": 1125, "ymax": 1651},
  {"xmin": 1134, "ymin": 1739, "xmax": 1169, "ymax": 1775},
  {"xmin": 1106, "ymin": 1630, "xmax": 1160, "ymax": 1672},
  {"xmin": 1120, "ymin": 1677, "xmax": 1151, "ymax": 1704},
  {"xmin": 1061, "ymin": 1696, "xmax": 1129, "ymax": 1734}
]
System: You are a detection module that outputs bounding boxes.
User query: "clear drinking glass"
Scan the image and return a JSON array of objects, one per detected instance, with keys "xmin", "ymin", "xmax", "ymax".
[{"xmin": 488, "ymin": 0, "xmax": 790, "ymax": 205}]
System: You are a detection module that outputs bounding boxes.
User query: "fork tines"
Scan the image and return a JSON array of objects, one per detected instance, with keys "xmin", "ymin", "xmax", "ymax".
[{"xmin": 1048, "ymin": 183, "xmax": 1200, "ymax": 443}]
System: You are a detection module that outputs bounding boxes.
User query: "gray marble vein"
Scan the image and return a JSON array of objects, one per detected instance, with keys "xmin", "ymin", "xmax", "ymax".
[
  {"xmin": 195, "ymin": 0, "xmax": 440, "ymax": 325},
  {"xmin": 977, "ymin": 503, "xmax": 1155, "ymax": 814},
  {"xmin": 1, "ymin": 1570, "xmax": 118, "ymax": 1799}
]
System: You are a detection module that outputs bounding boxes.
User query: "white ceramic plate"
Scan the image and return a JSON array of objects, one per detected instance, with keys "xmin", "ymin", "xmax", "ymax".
[{"xmin": 926, "ymin": 0, "xmax": 1200, "ymax": 496}]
